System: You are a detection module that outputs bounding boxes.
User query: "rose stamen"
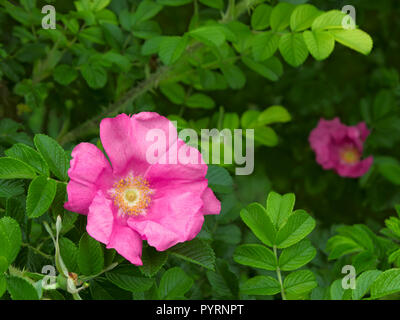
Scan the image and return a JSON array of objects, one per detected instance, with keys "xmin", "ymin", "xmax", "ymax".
[{"xmin": 110, "ymin": 175, "xmax": 152, "ymax": 216}]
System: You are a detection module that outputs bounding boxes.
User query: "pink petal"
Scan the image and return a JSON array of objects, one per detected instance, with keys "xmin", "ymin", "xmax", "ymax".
[
  {"xmin": 86, "ymin": 190, "xmax": 114, "ymax": 245},
  {"xmin": 356, "ymin": 122, "xmax": 371, "ymax": 141},
  {"xmin": 145, "ymin": 139, "xmax": 207, "ymax": 185},
  {"xmin": 64, "ymin": 143, "xmax": 112, "ymax": 214},
  {"xmin": 107, "ymin": 224, "xmax": 143, "ymax": 266},
  {"xmin": 128, "ymin": 180, "xmax": 207, "ymax": 251},
  {"xmin": 201, "ymin": 187, "xmax": 221, "ymax": 215},
  {"xmin": 100, "ymin": 112, "xmax": 179, "ymax": 175},
  {"xmin": 100, "ymin": 114, "xmax": 136, "ymax": 175},
  {"xmin": 336, "ymin": 156, "xmax": 373, "ymax": 178}
]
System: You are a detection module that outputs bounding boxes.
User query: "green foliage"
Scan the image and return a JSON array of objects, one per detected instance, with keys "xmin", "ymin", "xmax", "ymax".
[
  {"xmin": 0, "ymin": 0, "xmax": 397, "ymax": 302},
  {"xmin": 235, "ymin": 191, "xmax": 317, "ymax": 299}
]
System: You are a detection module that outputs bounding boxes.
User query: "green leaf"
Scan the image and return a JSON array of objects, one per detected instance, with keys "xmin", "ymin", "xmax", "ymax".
[
  {"xmin": 139, "ymin": 246, "xmax": 168, "ymax": 277},
  {"xmin": 206, "ymin": 165, "xmax": 233, "ymax": 194},
  {"xmin": 168, "ymin": 239, "xmax": 215, "ymax": 271},
  {"xmin": 330, "ymin": 29, "xmax": 373, "ymax": 55},
  {"xmin": 53, "ymin": 64, "xmax": 78, "ymax": 86},
  {"xmin": 186, "ymin": 93, "xmax": 215, "ymax": 109},
  {"xmin": 290, "ymin": 4, "xmax": 321, "ymax": 32},
  {"xmin": 90, "ymin": 0, "xmax": 111, "ymax": 12},
  {"xmin": 270, "ymin": 2, "xmax": 295, "ymax": 32},
  {"xmin": 254, "ymin": 126, "xmax": 278, "ymax": 147},
  {"xmin": 0, "ymin": 217, "xmax": 22, "ymax": 265},
  {"xmin": 240, "ymin": 275, "xmax": 280, "ymax": 296},
  {"xmin": 283, "ymin": 270, "xmax": 317, "ymax": 295},
  {"xmin": 326, "ymin": 235, "xmax": 363, "ymax": 260},
  {"xmin": 214, "ymin": 225, "xmax": 241, "ymax": 244},
  {"xmin": 141, "ymin": 36, "xmax": 164, "ymax": 55},
  {"xmin": 0, "ymin": 157, "xmax": 36, "ymax": 179},
  {"xmin": 279, "ymin": 239, "xmax": 316, "ymax": 271},
  {"xmin": 234, "ymin": 244, "xmax": 277, "ymax": 271},
  {"xmin": 0, "ymin": 256, "xmax": 8, "ymax": 274},
  {"xmin": 34, "ymin": 134, "xmax": 69, "ymax": 181},
  {"xmin": 266, "ymin": 191, "xmax": 295, "ymax": 229},
  {"xmin": 158, "ymin": 267, "xmax": 193, "ymax": 299},
  {"xmin": 330, "ymin": 279, "xmax": 345, "ymax": 300},
  {"xmin": 240, "ymin": 203, "xmax": 276, "ymax": 247},
  {"xmin": 251, "ymin": 4, "xmax": 272, "ymax": 30},
  {"xmin": 370, "ymin": 268, "xmax": 400, "ymax": 299},
  {"xmin": 102, "ymin": 52, "xmax": 130, "ymax": 71},
  {"xmin": 220, "ymin": 64, "xmax": 246, "ymax": 89},
  {"xmin": 379, "ymin": 163, "xmax": 400, "ymax": 185},
  {"xmin": 189, "ymin": 26, "xmax": 226, "ymax": 47},
  {"xmin": 312, "ymin": 10, "xmax": 347, "ymax": 31},
  {"xmin": 6, "ymin": 276, "xmax": 39, "ymax": 300},
  {"xmin": 279, "ymin": 32, "xmax": 309, "ymax": 67},
  {"xmin": 206, "ymin": 259, "xmax": 238, "ymax": 298},
  {"xmin": 222, "ymin": 113, "xmax": 240, "ymax": 131},
  {"xmin": 336, "ymin": 225, "xmax": 375, "ymax": 252},
  {"xmin": 0, "ymin": 275, "xmax": 6, "ymax": 298},
  {"xmin": 353, "ymin": 270, "xmax": 382, "ymax": 300},
  {"xmin": 160, "ymin": 82, "xmax": 185, "ymax": 104},
  {"xmin": 79, "ymin": 26, "xmax": 105, "ymax": 44},
  {"xmin": 275, "ymin": 210, "xmax": 316, "ymax": 248},
  {"xmin": 258, "ymin": 105, "xmax": 291, "ymax": 126},
  {"xmin": 241, "ymin": 110, "xmax": 260, "ymax": 129},
  {"xmin": 5, "ymin": 143, "xmax": 49, "ymax": 176},
  {"xmin": 241, "ymin": 56, "xmax": 283, "ymax": 81},
  {"xmin": 303, "ymin": 30, "xmax": 335, "ymax": 60},
  {"xmin": 251, "ymin": 31, "xmax": 280, "ymax": 61},
  {"xmin": 0, "ymin": 180, "xmax": 24, "ymax": 198},
  {"xmin": 106, "ymin": 272, "xmax": 154, "ymax": 292},
  {"xmin": 59, "ymin": 237, "xmax": 79, "ymax": 273},
  {"xmin": 133, "ymin": 0, "xmax": 163, "ymax": 24},
  {"xmin": 81, "ymin": 63, "xmax": 108, "ymax": 89},
  {"xmin": 26, "ymin": 176, "xmax": 57, "ymax": 218},
  {"xmin": 159, "ymin": 36, "xmax": 188, "ymax": 65},
  {"xmin": 78, "ymin": 233, "xmax": 104, "ymax": 276}
]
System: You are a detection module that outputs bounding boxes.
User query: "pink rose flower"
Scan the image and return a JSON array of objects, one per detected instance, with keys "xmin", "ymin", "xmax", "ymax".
[
  {"xmin": 309, "ymin": 117, "xmax": 373, "ymax": 178},
  {"xmin": 64, "ymin": 112, "xmax": 221, "ymax": 265}
]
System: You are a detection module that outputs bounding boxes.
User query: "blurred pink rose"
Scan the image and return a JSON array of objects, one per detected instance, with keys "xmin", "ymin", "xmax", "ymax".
[
  {"xmin": 309, "ymin": 117, "xmax": 373, "ymax": 178},
  {"xmin": 64, "ymin": 112, "xmax": 220, "ymax": 265}
]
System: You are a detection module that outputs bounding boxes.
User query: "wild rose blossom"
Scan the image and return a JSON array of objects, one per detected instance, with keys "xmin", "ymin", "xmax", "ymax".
[
  {"xmin": 64, "ymin": 112, "xmax": 221, "ymax": 265},
  {"xmin": 309, "ymin": 118, "xmax": 373, "ymax": 178}
]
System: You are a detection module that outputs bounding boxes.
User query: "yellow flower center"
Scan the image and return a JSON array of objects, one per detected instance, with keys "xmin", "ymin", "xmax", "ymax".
[
  {"xmin": 339, "ymin": 146, "xmax": 360, "ymax": 165},
  {"xmin": 111, "ymin": 175, "xmax": 152, "ymax": 216}
]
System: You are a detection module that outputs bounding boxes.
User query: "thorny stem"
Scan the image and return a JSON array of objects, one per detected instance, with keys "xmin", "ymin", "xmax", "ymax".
[
  {"xmin": 273, "ymin": 245, "xmax": 286, "ymax": 300},
  {"xmin": 21, "ymin": 242, "xmax": 53, "ymax": 260}
]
